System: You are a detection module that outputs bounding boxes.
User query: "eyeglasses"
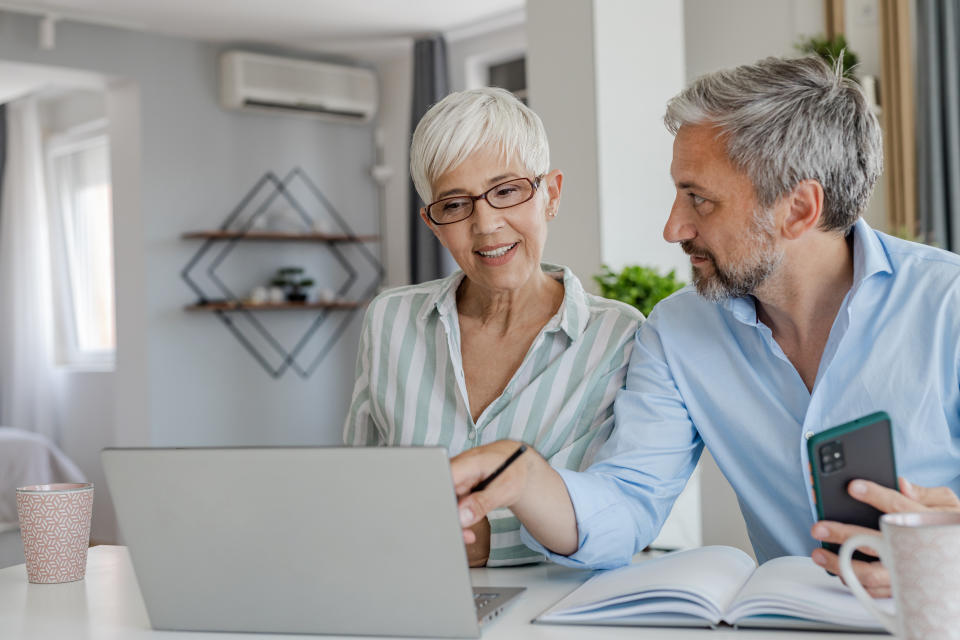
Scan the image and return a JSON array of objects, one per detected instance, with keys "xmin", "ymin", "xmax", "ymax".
[{"xmin": 425, "ymin": 176, "xmax": 543, "ymax": 225}]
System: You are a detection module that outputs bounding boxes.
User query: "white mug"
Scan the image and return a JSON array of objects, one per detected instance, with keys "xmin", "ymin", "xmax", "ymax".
[{"xmin": 839, "ymin": 511, "xmax": 960, "ymax": 639}]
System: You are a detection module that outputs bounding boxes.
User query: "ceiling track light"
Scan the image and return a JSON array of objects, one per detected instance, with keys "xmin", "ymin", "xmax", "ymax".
[{"xmin": 39, "ymin": 14, "xmax": 57, "ymax": 50}]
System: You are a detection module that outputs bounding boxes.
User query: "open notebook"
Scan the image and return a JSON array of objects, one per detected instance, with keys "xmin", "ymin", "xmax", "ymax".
[{"xmin": 535, "ymin": 546, "xmax": 892, "ymax": 632}]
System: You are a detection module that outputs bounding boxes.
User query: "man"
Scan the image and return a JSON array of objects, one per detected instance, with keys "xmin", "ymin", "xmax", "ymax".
[{"xmin": 450, "ymin": 56, "xmax": 960, "ymax": 598}]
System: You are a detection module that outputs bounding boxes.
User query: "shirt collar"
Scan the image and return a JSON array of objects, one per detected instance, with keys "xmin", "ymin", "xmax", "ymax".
[
  {"xmin": 552, "ymin": 263, "xmax": 590, "ymax": 341},
  {"xmin": 723, "ymin": 217, "xmax": 894, "ymax": 327},
  {"xmin": 850, "ymin": 217, "xmax": 893, "ymax": 287},
  {"xmin": 419, "ymin": 270, "xmax": 463, "ymax": 323},
  {"xmin": 418, "ymin": 263, "xmax": 590, "ymax": 342}
]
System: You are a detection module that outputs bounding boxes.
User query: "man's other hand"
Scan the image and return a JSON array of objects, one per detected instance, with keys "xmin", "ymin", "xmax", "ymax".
[{"xmin": 810, "ymin": 478, "xmax": 960, "ymax": 598}]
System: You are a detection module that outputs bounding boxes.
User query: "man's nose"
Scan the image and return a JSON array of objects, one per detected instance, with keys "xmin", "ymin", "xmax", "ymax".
[{"xmin": 663, "ymin": 197, "xmax": 696, "ymax": 244}]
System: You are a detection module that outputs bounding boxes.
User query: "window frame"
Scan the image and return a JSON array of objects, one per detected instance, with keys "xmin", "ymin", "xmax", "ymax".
[{"xmin": 45, "ymin": 118, "xmax": 116, "ymax": 371}]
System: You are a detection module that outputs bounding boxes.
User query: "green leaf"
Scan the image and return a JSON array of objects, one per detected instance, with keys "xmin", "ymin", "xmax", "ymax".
[
  {"xmin": 593, "ymin": 264, "xmax": 686, "ymax": 317},
  {"xmin": 795, "ymin": 34, "xmax": 859, "ymax": 80}
]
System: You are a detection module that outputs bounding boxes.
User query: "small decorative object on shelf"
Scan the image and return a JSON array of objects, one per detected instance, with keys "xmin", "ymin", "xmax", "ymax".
[
  {"xmin": 249, "ymin": 286, "xmax": 269, "ymax": 305},
  {"xmin": 271, "ymin": 267, "xmax": 314, "ymax": 303},
  {"xmin": 181, "ymin": 167, "xmax": 383, "ymax": 380},
  {"xmin": 267, "ymin": 286, "xmax": 286, "ymax": 304}
]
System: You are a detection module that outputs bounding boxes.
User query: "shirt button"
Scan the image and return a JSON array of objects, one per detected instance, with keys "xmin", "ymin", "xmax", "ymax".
[
  {"xmin": 467, "ymin": 429, "xmax": 476, "ymax": 440},
  {"xmin": 804, "ymin": 431, "xmax": 814, "ymax": 440}
]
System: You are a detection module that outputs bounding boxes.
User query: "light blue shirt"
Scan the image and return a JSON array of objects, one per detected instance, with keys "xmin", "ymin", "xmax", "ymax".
[{"xmin": 522, "ymin": 219, "xmax": 960, "ymax": 569}]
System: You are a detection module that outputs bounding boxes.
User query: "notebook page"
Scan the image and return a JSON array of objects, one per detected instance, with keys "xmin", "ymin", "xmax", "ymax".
[
  {"xmin": 724, "ymin": 555, "xmax": 891, "ymax": 629},
  {"xmin": 539, "ymin": 546, "xmax": 756, "ymax": 624}
]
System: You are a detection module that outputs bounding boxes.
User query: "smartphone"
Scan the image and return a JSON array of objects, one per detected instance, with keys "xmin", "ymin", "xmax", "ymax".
[{"xmin": 808, "ymin": 411, "xmax": 898, "ymax": 560}]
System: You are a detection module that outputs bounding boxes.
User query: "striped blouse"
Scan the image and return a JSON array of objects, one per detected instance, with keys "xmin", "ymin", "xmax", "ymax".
[{"xmin": 343, "ymin": 264, "xmax": 642, "ymax": 566}]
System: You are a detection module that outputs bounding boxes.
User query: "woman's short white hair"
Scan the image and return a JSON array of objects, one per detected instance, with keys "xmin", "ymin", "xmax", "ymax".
[{"xmin": 410, "ymin": 87, "xmax": 550, "ymax": 204}]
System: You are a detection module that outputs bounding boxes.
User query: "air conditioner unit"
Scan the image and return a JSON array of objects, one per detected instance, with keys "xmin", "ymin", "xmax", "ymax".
[{"xmin": 220, "ymin": 51, "xmax": 377, "ymax": 123}]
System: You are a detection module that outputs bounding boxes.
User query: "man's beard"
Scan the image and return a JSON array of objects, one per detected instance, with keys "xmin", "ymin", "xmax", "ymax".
[{"xmin": 682, "ymin": 209, "xmax": 783, "ymax": 302}]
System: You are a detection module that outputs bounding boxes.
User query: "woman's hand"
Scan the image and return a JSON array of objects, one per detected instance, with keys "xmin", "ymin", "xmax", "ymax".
[
  {"xmin": 810, "ymin": 478, "xmax": 960, "ymax": 598},
  {"xmin": 465, "ymin": 517, "xmax": 491, "ymax": 567}
]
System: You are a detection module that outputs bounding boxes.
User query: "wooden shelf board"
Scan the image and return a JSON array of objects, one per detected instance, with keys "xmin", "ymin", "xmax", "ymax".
[
  {"xmin": 185, "ymin": 300, "xmax": 366, "ymax": 312},
  {"xmin": 181, "ymin": 230, "xmax": 379, "ymax": 242}
]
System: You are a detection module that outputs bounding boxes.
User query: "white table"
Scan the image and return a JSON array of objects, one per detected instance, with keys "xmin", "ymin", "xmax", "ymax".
[{"xmin": 0, "ymin": 546, "xmax": 888, "ymax": 639}]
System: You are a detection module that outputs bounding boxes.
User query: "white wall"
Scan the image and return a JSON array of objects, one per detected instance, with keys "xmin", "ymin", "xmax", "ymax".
[
  {"xmin": 58, "ymin": 372, "xmax": 116, "ymax": 542},
  {"xmin": 526, "ymin": 0, "xmax": 603, "ymax": 291},
  {"xmin": 0, "ymin": 11, "xmax": 379, "ymax": 541},
  {"xmin": 684, "ymin": 0, "xmax": 824, "ymax": 84},
  {"xmin": 594, "ymin": 0, "xmax": 689, "ymax": 278}
]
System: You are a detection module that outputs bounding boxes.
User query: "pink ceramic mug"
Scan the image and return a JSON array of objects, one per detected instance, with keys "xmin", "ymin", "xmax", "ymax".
[
  {"xmin": 15, "ymin": 483, "xmax": 94, "ymax": 584},
  {"xmin": 839, "ymin": 511, "xmax": 960, "ymax": 640}
]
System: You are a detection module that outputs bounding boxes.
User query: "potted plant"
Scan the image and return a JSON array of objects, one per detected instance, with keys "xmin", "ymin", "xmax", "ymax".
[
  {"xmin": 271, "ymin": 267, "xmax": 315, "ymax": 303},
  {"xmin": 795, "ymin": 34, "xmax": 859, "ymax": 80},
  {"xmin": 593, "ymin": 264, "xmax": 686, "ymax": 318}
]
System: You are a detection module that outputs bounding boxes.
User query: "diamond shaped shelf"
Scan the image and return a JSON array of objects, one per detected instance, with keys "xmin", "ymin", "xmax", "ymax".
[{"xmin": 181, "ymin": 168, "xmax": 382, "ymax": 379}]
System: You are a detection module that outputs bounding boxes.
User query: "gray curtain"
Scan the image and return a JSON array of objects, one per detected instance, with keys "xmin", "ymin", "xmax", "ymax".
[
  {"xmin": 409, "ymin": 35, "xmax": 450, "ymax": 283},
  {"xmin": 916, "ymin": 0, "xmax": 960, "ymax": 252},
  {"xmin": 0, "ymin": 104, "xmax": 4, "ymax": 419},
  {"xmin": 0, "ymin": 104, "xmax": 6, "ymax": 212}
]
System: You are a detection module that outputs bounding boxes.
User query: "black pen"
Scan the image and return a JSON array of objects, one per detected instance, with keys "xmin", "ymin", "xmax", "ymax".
[{"xmin": 470, "ymin": 444, "xmax": 527, "ymax": 494}]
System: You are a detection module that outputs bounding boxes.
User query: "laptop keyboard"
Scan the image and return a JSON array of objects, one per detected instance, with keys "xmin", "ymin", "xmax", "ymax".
[{"xmin": 474, "ymin": 592, "xmax": 498, "ymax": 611}]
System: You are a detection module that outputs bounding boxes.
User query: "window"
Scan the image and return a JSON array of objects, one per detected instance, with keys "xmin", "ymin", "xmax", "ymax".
[
  {"xmin": 46, "ymin": 123, "xmax": 116, "ymax": 368},
  {"xmin": 487, "ymin": 56, "xmax": 527, "ymax": 104}
]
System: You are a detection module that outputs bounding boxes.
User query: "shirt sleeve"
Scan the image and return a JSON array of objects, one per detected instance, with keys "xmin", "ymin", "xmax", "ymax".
[
  {"xmin": 521, "ymin": 316, "xmax": 704, "ymax": 569},
  {"xmin": 485, "ymin": 509, "xmax": 546, "ymax": 566},
  {"xmin": 342, "ymin": 306, "xmax": 382, "ymax": 446}
]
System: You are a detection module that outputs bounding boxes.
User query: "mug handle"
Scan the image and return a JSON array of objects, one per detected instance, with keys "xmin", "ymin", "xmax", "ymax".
[{"xmin": 838, "ymin": 533, "xmax": 898, "ymax": 634}]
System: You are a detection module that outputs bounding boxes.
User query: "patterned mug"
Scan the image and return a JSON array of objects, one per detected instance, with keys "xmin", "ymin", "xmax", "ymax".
[
  {"xmin": 839, "ymin": 511, "xmax": 960, "ymax": 639},
  {"xmin": 15, "ymin": 483, "xmax": 94, "ymax": 584}
]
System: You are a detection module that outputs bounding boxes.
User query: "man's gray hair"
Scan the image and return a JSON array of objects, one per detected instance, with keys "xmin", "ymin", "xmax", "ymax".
[{"xmin": 664, "ymin": 56, "xmax": 882, "ymax": 233}]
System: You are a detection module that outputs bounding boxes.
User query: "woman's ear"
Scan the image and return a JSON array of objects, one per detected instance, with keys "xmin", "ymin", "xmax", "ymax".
[
  {"xmin": 419, "ymin": 208, "xmax": 447, "ymax": 247},
  {"xmin": 544, "ymin": 169, "xmax": 563, "ymax": 218}
]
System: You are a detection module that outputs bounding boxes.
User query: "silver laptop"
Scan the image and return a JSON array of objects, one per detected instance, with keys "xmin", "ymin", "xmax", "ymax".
[{"xmin": 102, "ymin": 447, "xmax": 524, "ymax": 638}]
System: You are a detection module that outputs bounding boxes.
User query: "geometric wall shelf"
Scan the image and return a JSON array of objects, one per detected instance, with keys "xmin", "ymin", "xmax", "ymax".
[{"xmin": 181, "ymin": 167, "xmax": 382, "ymax": 379}]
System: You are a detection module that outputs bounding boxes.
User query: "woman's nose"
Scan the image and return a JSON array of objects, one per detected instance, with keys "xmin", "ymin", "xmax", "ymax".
[{"xmin": 471, "ymin": 199, "xmax": 506, "ymax": 234}]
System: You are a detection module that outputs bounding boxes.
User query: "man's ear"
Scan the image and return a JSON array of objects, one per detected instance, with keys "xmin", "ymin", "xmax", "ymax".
[{"xmin": 782, "ymin": 179, "xmax": 824, "ymax": 239}]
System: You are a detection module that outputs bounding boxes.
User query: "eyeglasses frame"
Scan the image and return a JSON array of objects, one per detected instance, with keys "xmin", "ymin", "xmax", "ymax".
[{"xmin": 424, "ymin": 175, "xmax": 545, "ymax": 225}]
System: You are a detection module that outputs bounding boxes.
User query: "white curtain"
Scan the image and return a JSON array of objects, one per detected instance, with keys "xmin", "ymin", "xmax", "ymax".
[{"xmin": 0, "ymin": 96, "xmax": 62, "ymax": 442}]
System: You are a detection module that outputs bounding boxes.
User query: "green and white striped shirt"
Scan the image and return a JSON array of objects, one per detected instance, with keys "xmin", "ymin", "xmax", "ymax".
[{"xmin": 343, "ymin": 264, "xmax": 642, "ymax": 566}]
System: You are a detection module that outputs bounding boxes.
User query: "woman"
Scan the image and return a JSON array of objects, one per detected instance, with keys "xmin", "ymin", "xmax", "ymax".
[{"xmin": 343, "ymin": 87, "xmax": 641, "ymax": 566}]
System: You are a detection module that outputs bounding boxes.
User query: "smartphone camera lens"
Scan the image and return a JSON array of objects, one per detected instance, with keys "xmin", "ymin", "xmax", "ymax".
[{"xmin": 819, "ymin": 442, "xmax": 845, "ymax": 473}]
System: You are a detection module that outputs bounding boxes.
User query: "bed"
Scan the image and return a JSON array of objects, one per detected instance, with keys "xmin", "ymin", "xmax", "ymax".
[{"xmin": 0, "ymin": 428, "xmax": 86, "ymax": 568}]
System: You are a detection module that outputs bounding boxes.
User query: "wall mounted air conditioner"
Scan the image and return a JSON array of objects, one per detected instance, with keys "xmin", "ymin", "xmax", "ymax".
[{"xmin": 220, "ymin": 51, "xmax": 378, "ymax": 123}]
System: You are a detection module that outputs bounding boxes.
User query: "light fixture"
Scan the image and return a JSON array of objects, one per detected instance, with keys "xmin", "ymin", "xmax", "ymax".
[{"xmin": 39, "ymin": 14, "xmax": 57, "ymax": 50}]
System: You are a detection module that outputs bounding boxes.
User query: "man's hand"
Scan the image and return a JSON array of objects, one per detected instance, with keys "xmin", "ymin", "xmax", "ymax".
[
  {"xmin": 450, "ymin": 440, "xmax": 579, "ymax": 556},
  {"xmin": 810, "ymin": 477, "xmax": 960, "ymax": 598},
  {"xmin": 452, "ymin": 441, "xmax": 538, "ymax": 543}
]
